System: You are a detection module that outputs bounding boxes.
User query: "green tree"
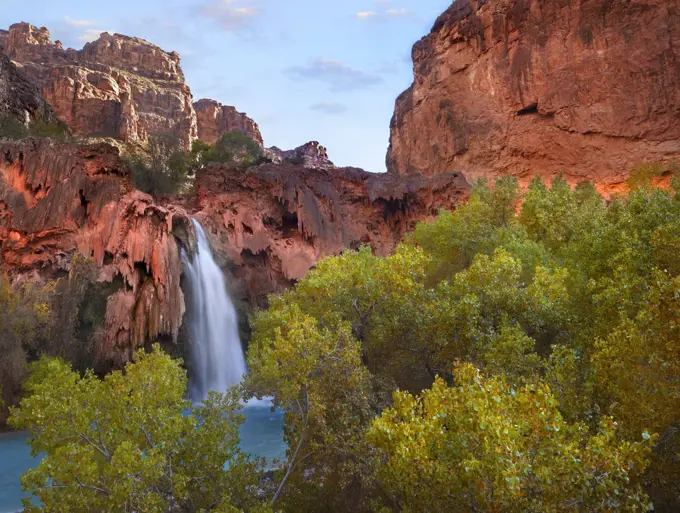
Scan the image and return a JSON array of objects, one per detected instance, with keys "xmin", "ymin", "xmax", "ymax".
[
  {"xmin": 127, "ymin": 135, "xmax": 192, "ymax": 196},
  {"xmin": 10, "ymin": 345, "xmax": 265, "ymax": 513},
  {"xmin": 193, "ymin": 131, "xmax": 264, "ymax": 168},
  {"xmin": 247, "ymin": 308, "xmax": 377, "ymax": 512},
  {"xmin": 369, "ymin": 364, "xmax": 654, "ymax": 513},
  {"xmin": 246, "ymin": 177, "xmax": 680, "ymax": 510},
  {"xmin": 0, "ymin": 276, "xmax": 50, "ymax": 425}
]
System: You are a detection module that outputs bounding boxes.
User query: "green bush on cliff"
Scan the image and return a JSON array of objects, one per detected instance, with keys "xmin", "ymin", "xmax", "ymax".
[
  {"xmin": 0, "ymin": 115, "xmax": 71, "ymax": 141},
  {"xmin": 0, "ymin": 255, "xmax": 106, "ymax": 425},
  {"xmin": 0, "ymin": 115, "xmax": 29, "ymax": 139},
  {"xmin": 126, "ymin": 134, "xmax": 192, "ymax": 196},
  {"xmin": 192, "ymin": 131, "xmax": 266, "ymax": 168},
  {"xmin": 10, "ymin": 345, "xmax": 267, "ymax": 513}
]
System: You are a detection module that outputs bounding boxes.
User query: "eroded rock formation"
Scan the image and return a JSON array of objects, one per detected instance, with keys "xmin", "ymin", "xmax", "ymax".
[
  {"xmin": 266, "ymin": 141, "xmax": 335, "ymax": 169},
  {"xmin": 0, "ymin": 138, "xmax": 189, "ymax": 366},
  {"xmin": 194, "ymin": 99, "xmax": 263, "ymax": 145},
  {"xmin": 186, "ymin": 163, "xmax": 468, "ymax": 305},
  {"xmin": 0, "ymin": 22, "xmax": 198, "ymax": 145},
  {"xmin": 0, "ymin": 137, "xmax": 468, "ymax": 365},
  {"xmin": 387, "ymin": 0, "xmax": 680, "ymax": 193}
]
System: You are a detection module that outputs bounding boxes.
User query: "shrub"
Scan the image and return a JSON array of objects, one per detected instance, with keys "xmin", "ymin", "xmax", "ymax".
[
  {"xmin": 192, "ymin": 131, "xmax": 264, "ymax": 168},
  {"xmin": 0, "ymin": 276, "xmax": 50, "ymax": 425},
  {"xmin": 127, "ymin": 135, "xmax": 191, "ymax": 196},
  {"xmin": 0, "ymin": 115, "xmax": 29, "ymax": 140},
  {"xmin": 0, "ymin": 115, "xmax": 71, "ymax": 141}
]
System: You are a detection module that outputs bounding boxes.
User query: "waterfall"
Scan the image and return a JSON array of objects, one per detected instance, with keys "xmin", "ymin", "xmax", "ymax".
[{"xmin": 181, "ymin": 219, "xmax": 246, "ymax": 402}]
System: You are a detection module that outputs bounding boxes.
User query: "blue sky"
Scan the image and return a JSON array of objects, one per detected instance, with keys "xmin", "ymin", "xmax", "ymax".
[{"xmin": 1, "ymin": 0, "xmax": 451, "ymax": 171}]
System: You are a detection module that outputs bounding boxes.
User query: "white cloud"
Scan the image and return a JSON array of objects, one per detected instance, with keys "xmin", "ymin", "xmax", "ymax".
[
  {"xmin": 200, "ymin": 0, "xmax": 261, "ymax": 32},
  {"xmin": 355, "ymin": 4, "xmax": 410, "ymax": 22},
  {"xmin": 77, "ymin": 29, "xmax": 108, "ymax": 42},
  {"xmin": 355, "ymin": 11, "xmax": 377, "ymax": 19},
  {"xmin": 65, "ymin": 17, "xmax": 96, "ymax": 27}
]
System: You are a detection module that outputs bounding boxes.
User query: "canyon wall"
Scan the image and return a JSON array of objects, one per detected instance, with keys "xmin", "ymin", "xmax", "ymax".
[
  {"xmin": 185, "ymin": 163, "xmax": 468, "ymax": 305},
  {"xmin": 0, "ymin": 139, "xmax": 189, "ymax": 366},
  {"xmin": 387, "ymin": 0, "xmax": 680, "ymax": 193},
  {"xmin": 194, "ymin": 99, "xmax": 263, "ymax": 146},
  {"xmin": 0, "ymin": 138, "xmax": 468, "ymax": 366},
  {"xmin": 0, "ymin": 22, "xmax": 333, "ymax": 162},
  {"xmin": 0, "ymin": 22, "xmax": 197, "ymax": 146},
  {"xmin": 0, "ymin": 23, "xmax": 266, "ymax": 151},
  {"xmin": 0, "ymin": 51, "xmax": 59, "ymax": 126}
]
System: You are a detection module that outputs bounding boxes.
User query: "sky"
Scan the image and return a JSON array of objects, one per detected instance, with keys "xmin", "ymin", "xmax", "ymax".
[{"xmin": 0, "ymin": 0, "xmax": 452, "ymax": 171}]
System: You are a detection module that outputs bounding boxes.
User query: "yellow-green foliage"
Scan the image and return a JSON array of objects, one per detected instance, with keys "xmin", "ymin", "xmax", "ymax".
[
  {"xmin": 247, "ymin": 176, "xmax": 680, "ymax": 511},
  {"xmin": 10, "ymin": 345, "xmax": 264, "ymax": 513},
  {"xmin": 369, "ymin": 364, "xmax": 653, "ymax": 512}
]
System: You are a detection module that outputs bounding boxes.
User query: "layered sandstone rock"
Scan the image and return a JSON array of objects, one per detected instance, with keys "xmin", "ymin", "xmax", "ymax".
[
  {"xmin": 0, "ymin": 138, "xmax": 189, "ymax": 366},
  {"xmin": 194, "ymin": 99, "xmax": 263, "ymax": 145},
  {"xmin": 185, "ymin": 163, "xmax": 468, "ymax": 305},
  {"xmin": 387, "ymin": 0, "xmax": 680, "ymax": 193},
  {"xmin": 0, "ymin": 22, "xmax": 197, "ymax": 145},
  {"xmin": 266, "ymin": 141, "xmax": 335, "ymax": 169}
]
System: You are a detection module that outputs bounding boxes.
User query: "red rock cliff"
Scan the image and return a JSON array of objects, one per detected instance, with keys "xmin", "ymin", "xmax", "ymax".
[
  {"xmin": 0, "ymin": 22, "xmax": 198, "ymax": 145},
  {"xmin": 193, "ymin": 99, "xmax": 263, "ymax": 145},
  {"xmin": 387, "ymin": 0, "xmax": 680, "ymax": 193},
  {"xmin": 0, "ymin": 139, "xmax": 189, "ymax": 366},
  {"xmin": 0, "ymin": 137, "xmax": 469, "ymax": 366},
  {"xmin": 185, "ymin": 163, "xmax": 468, "ymax": 305}
]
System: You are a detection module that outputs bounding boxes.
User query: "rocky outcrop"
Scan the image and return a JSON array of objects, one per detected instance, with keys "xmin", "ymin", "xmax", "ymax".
[
  {"xmin": 186, "ymin": 163, "xmax": 468, "ymax": 305},
  {"xmin": 0, "ymin": 22, "xmax": 197, "ymax": 146},
  {"xmin": 0, "ymin": 136, "xmax": 468, "ymax": 363},
  {"xmin": 387, "ymin": 0, "xmax": 680, "ymax": 194},
  {"xmin": 0, "ymin": 51, "xmax": 59, "ymax": 126},
  {"xmin": 194, "ymin": 99, "xmax": 263, "ymax": 145},
  {"xmin": 0, "ymin": 138, "xmax": 189, "ymax": 367},
  {"xmin": 266, "ymin": 141, "xmax": 335, "ymax": 169}
]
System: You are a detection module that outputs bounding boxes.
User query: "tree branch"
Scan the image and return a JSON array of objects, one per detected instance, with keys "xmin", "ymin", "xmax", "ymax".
[
  {"xmin": 272, "ymin": 387, "xmax": 310, "ymax": 506},
  {"xmin": 75, "ymin": 477, "xmax": 110, "ymax": 496}
]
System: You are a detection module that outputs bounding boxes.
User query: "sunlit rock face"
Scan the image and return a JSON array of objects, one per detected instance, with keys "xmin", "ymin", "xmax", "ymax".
[
  {"xmin": 0, "ymin": 22, "xmax": 198, "ymax": 146},
  {"xmin": 0, "ymin": 138, "xmax": 470, "ymax": 365},
  {"xmin": 180, "ymin": 162, "xmax": 469, "ymax": 306},
  {"xmin": 265, "ymin": 141, "xmax": 335, "ymax": 170},
  {"xmin": 387, "ymin": 0, "xmax": 680, "ymax": 195},
  {"xmin": 193, "ymin": 99, "xmax": 263, "ymax": 146},
  {"xmin": 0, "ymin": 139, "xmax": 189, "ymax": 367}
]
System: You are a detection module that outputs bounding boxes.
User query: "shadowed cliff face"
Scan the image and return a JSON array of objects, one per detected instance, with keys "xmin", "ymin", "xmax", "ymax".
[
  {"xmin": 0, "ymin": 139, "xmax": 469, "ymax": 366},
  {"xmin": 0, "ymin": 52, "xmax": 58, "ymax": 125},
  {"xmin": 387, "ymin": 0, "xmax": 680, "ymax": 194}
]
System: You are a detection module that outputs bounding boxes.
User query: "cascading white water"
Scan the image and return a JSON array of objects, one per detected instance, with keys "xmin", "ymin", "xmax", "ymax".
[{"xmin": 181, "ymin": 219, "xmax": 247, "ymax": 402}]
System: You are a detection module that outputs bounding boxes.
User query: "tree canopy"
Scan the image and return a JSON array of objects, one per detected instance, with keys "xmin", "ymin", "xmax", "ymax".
[
  {"xmin": 246, "ymin": 176, "xmax": 680, "ymax": 511},
  {"xmin": 10, "ymin": 345, "xmax": 267, "ymax": 513}
]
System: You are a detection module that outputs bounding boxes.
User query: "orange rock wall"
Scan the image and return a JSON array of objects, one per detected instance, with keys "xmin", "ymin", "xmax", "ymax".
[
  {"xmin": 387, "ymin": 0, "xmax": 680, "ymax": 194},
  {"xmin": 0, "ymin": 139, "xmax": 187, "ymax": 366},
  {"xmin": 194, "ymin": 99, "xmax": 263, "ymax": 146}
]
